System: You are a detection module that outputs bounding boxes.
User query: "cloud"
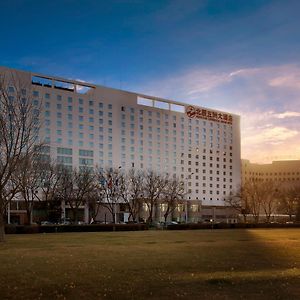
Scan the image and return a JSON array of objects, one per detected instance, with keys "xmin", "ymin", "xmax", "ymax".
[
  {"xmin": 269, "ymin": 74, "xmax": 300, "ymax": 89},
  {"xmin": 273, "ymin": 111, "xmax": 300, "ymax": 119},
  {"xmin": 243, "ymin": 126, "xmax": 298, "ymax": 145}
]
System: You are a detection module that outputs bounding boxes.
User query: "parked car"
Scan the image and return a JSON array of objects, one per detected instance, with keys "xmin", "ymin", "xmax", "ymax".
[{"xmin": 41, "ymin": 221, "xmax": 54, "ymax": 226}]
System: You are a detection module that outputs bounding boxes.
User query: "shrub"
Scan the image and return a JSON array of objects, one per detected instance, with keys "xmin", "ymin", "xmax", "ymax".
[{"xmin": 5, "ymin": 223, "xmax": 149, "ymax": 234}]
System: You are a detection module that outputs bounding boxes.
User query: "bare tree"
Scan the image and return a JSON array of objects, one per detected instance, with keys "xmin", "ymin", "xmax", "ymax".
[
  {"xmin": 36, "ymin": 160, "xmax": 62, "ymax": 222},
  {"xmin": 0, "ymin": 71, "xmax": 40, "ymax": 241},
  {"xmin": 162, "ymin": 177, "xmax": 185, "ymax": 224},
  {"xmin": 2, "ymin": 178, "xmax": 20, "ymax": 223},
  {"xmin": 87, "ymin": 180, "xmax": 105, "ymax": 223},
  {"xmin": 260, "ymin": 181, "xmax": 280, "ymax": 223},
  {"xmin": 225, "ymin": 185, "xmax": 250, "ymax": 222},
  {"xmin": 119, "ymin": 169, "xmax": 144, "ymax": 223},
  {"xmin": 278, "ymin": 185, "xmax": 300, "ymax": 221},
  {"xmin": 95, "ymin": 167, "xmax": 122, "ymax": 224},
  {"xmin": 58, "ymin": 166, "xmax": 95, "ymax": 223},
  {"xmin": 142, "ymin": 170, "xmax": 168, "ymax": 225},
  {"xmin": 13, "ymin": 153, "xmax": 42, "ymax": 225}
]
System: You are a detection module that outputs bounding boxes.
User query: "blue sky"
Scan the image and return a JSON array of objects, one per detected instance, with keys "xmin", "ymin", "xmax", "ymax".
[{"xmin": 1, "ymin": 0, "xmax": 300, "ymax": 163}]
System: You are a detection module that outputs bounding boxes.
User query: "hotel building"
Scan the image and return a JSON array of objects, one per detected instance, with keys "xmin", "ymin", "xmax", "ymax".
[{"xmin": 1, "ymin": 66, "xmax": 241, "ymax": 223}]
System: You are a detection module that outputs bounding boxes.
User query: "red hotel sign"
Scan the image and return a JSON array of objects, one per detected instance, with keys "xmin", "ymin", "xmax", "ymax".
[{"xmin": 186, "ymin": 105, "xmax": 233, "ymax": 124}]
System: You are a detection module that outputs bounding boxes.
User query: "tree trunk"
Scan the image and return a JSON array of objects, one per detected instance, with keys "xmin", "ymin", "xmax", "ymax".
[
  {"xmin": 296, "ymin": 201, "xmax": 300, "ymax": 222},
  {"xmin": 147, "ymin": 203, "xmax": 154, "ymax": 225},
  {"xmin": 0, "ymin": 201, "xmax": 5, "ymax": 242},
  {"xmin": 26, "ymin": 208, "xmax": 32, "ymax": 225},
  {"xmin": 73, "ymin": 208, "xmax": 78, "ymax": 223}
]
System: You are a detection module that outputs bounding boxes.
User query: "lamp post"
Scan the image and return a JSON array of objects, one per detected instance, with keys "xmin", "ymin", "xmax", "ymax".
[{"xmin": 7, "ymin": 201, "xmax": 10, "ymax": 224}]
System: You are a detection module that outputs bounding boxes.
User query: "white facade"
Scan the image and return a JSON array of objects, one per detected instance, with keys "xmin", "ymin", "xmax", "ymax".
[{"xmin": 0, "ymin": 66, "xmax": 241, "ymax": 208}]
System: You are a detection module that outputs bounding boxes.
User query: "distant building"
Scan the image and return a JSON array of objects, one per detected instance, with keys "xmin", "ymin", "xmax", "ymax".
[
  {"xmin": 242, "ymin": 159, "xmax": 300, "ymax": 186},
  {"xmin": 241, "ymin": 159, "xmax": 300, "ymax": 222},
  {"xmin": 1, "ymin": 66, "xmax": 241, "ymax": 224}
]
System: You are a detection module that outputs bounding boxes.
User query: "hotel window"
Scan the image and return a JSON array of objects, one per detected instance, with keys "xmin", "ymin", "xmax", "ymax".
[
  {"xmin": 108, "ymin": 104, "xmax": 112, "ymax": 109},
  {"xmin": 79, "ymin": 158, "xmax": 93, "ymax": 165},
  {"xmin": 79, "ymin": 107, "xmax": 83, "ymax": 113},
  {"xmin": 79, "ymin": 98, "xmax": 83, "ymax": 105},
  {"xmin": 79, "ymin": 149, "xmax": 93, "ymax": 157},
  {"xmin": 89, "ymin": 109, "xmax": 94, "ymax": 114},
  {"xmin": 57, "ymin": 147, "xmax": 73, "ymax": 155},
  {"xmin": 57, "ymin": 95, "xmax": 62, "ymax": 101},
  {"xmin": 45, "ymin": 93, "xmax": 50, "ymax": 99},
  {"xmin": 89, "ymin": 100, "xmax": 94, "ymax": 106}
]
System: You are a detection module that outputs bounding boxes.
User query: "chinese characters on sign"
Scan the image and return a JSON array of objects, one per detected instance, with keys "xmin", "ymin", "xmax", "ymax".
[{"xmin": 186, "ymin": 105, "xmax": 233, "ymax": 124}]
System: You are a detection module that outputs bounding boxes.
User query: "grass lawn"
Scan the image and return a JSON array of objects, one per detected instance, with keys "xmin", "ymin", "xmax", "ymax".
[{"xmin": 0, "ymin": 229, "xmax": 300, "ymax": 300}]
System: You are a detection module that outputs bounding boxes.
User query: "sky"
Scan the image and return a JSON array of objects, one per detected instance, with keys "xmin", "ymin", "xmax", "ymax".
[{"xmin": 1, "ymin": 0, "xmax": 300, "ymax": 163}]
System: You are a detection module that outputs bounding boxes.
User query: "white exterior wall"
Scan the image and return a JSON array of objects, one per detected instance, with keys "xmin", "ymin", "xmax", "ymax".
[{"xmin": 0, "ymin": 66, "xmax": 241, "ymax": 207}]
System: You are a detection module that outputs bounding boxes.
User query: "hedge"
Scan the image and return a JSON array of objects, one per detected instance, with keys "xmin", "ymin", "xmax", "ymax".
[{"xmin": 5, "ymin": 223, "xmax": 148, "ymax": 234}]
